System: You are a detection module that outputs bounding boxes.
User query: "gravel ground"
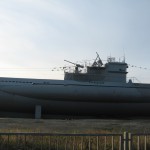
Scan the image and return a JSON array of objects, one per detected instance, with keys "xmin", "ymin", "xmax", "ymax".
[{"xmin": 0, "ymin": 118, "xmax": 150, "ymax": 133}]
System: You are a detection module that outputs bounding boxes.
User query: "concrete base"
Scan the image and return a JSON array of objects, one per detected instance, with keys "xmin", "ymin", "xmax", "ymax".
[{"xmin": 35, "ymin": 105, "xmax": 42, "ymax": 119}]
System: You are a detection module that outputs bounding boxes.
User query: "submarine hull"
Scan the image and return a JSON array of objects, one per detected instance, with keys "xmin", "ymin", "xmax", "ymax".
[
  {"xmin": 0, "ymin": 91, "xmax": 150, "ymax": 116},
  {"xmin": 0, "ymin": 78, "xmax": 150, "ymax": 117}
]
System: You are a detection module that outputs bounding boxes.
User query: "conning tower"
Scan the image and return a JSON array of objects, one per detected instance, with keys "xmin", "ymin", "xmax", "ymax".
[{"xmin": 64, "ymin": 53, "xmax": 128, "ymax": 83}]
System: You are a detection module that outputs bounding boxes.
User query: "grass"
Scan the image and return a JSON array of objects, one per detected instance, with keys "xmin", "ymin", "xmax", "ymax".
[
  {"xmin": 0, "ymin": 118, "xmax": 150, "ymax": 149},
  {"xmin": 0, "ymin": 133, "xmax": 121, "ymax": 150},
  {"xmin": 0, "ymin": 133, "xmax": 150, "ymax": 150}
]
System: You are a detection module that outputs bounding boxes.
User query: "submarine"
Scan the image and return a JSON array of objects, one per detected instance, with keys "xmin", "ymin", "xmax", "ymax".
[{"xmin": 0, "ymin": 52, "xmax": 150, "ymax": 118}]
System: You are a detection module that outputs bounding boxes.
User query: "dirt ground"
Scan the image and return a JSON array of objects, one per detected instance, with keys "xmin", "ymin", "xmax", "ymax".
[{"xmin": 0, "ymin": 118, "xmax": 150, "ymax": 133}]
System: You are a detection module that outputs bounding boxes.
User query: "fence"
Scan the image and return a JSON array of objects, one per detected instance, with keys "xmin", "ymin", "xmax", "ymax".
[
  {"xmin": 129, "ymin": 133, "xmax": 150, "ymax": 150},
  {"xmin": 0, "ymin": 132, "xmax": 149, "ymax": 150}
]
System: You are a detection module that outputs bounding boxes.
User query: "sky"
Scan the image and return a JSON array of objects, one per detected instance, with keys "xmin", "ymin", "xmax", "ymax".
[{"xmin": 0, "ymin": 0, "xmax": 150, "ymax": 82}]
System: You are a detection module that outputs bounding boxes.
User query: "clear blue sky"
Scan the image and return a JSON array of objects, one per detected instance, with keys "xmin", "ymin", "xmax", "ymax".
[{"xmin": 0, "ymin": 0, "xmax": 150, "ymax": 82}]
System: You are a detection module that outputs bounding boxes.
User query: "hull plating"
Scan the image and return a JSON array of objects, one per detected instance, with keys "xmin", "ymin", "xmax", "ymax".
[{"xmin": 0, "ymin": 77, "xmax": 150, "ymax": 116}]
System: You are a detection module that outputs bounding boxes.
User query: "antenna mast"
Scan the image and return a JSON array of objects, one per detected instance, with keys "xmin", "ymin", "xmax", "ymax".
[{"xmin": 92, "ymin": 52, "xmax": 103, "ymax": 67}]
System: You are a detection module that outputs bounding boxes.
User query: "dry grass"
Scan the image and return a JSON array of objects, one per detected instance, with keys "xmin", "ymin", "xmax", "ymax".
[
  {"xmin": 0, "ymin": 133, "xmax": 150, "ymax": 150},
  {"xmin": 0, "ymin": 134, "xmax": 121, "ymax": 150},
  {"xmin": 0, "ymin": 118, "xmax": 150, "ymax": 149},
  {"xmin": 0, "ymin": 117, "xmax": 150, "ymax": 133}
]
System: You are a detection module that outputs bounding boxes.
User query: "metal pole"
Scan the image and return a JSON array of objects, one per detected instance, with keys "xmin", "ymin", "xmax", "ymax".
[
  {"xmin": 112, "ymin": 136, "xmax": 114, "ymax": 150},
  {"xmin": 56, "ymin": 136, "xmax": 58, "ymax": 150},
  {"xmin": 49, "ymin": 136, "xmax": 51, "ymax": 150},
  {"xmin": 124, "ymin": 132, "xmax": 129, "ymax": 150},
  {"xmin": 7, "ymin": 135, "xmax": 9, "ymax": 150},
  {"xmin": 24, "ymin": 135, "xmax": 27, "ymax": 150},
  {"xmin": 137, "ymin": 136, "xmax": 140, "ymax": 150},
  {"xmin": 73, "ymin": 136, "xmax": 75, "ymax": 150},
  {"xmin": 128, "ymin": 133, "xmax": 131, "ymax": 150},
  {"xmin": 89, "ymin": 136, "xmax": 91, "ymax": 150},
  {"xmin": 119, "ymin": 136, "xmax": 122, "ymax": 150},
  {"xmin": 104, "ymin": 136, "xmax": 107, "ymax": 150},
  {"xmin": 41, "ymin": 136, "xmax": 43, "ymax": 150},
  {"xmin": 97, "ymin": 136, "xmax": 99, "ymax": 150},
  {"xmin": 144, "ymin": 136, "xmax": 147, "ymax": 150},
  {"xmin": 65, "ymin": 137, "xmax": 67, "ymax": 150},
  {"xmin": 81, "ymin": 137, "xmax": 83, "ymax": 150}
]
